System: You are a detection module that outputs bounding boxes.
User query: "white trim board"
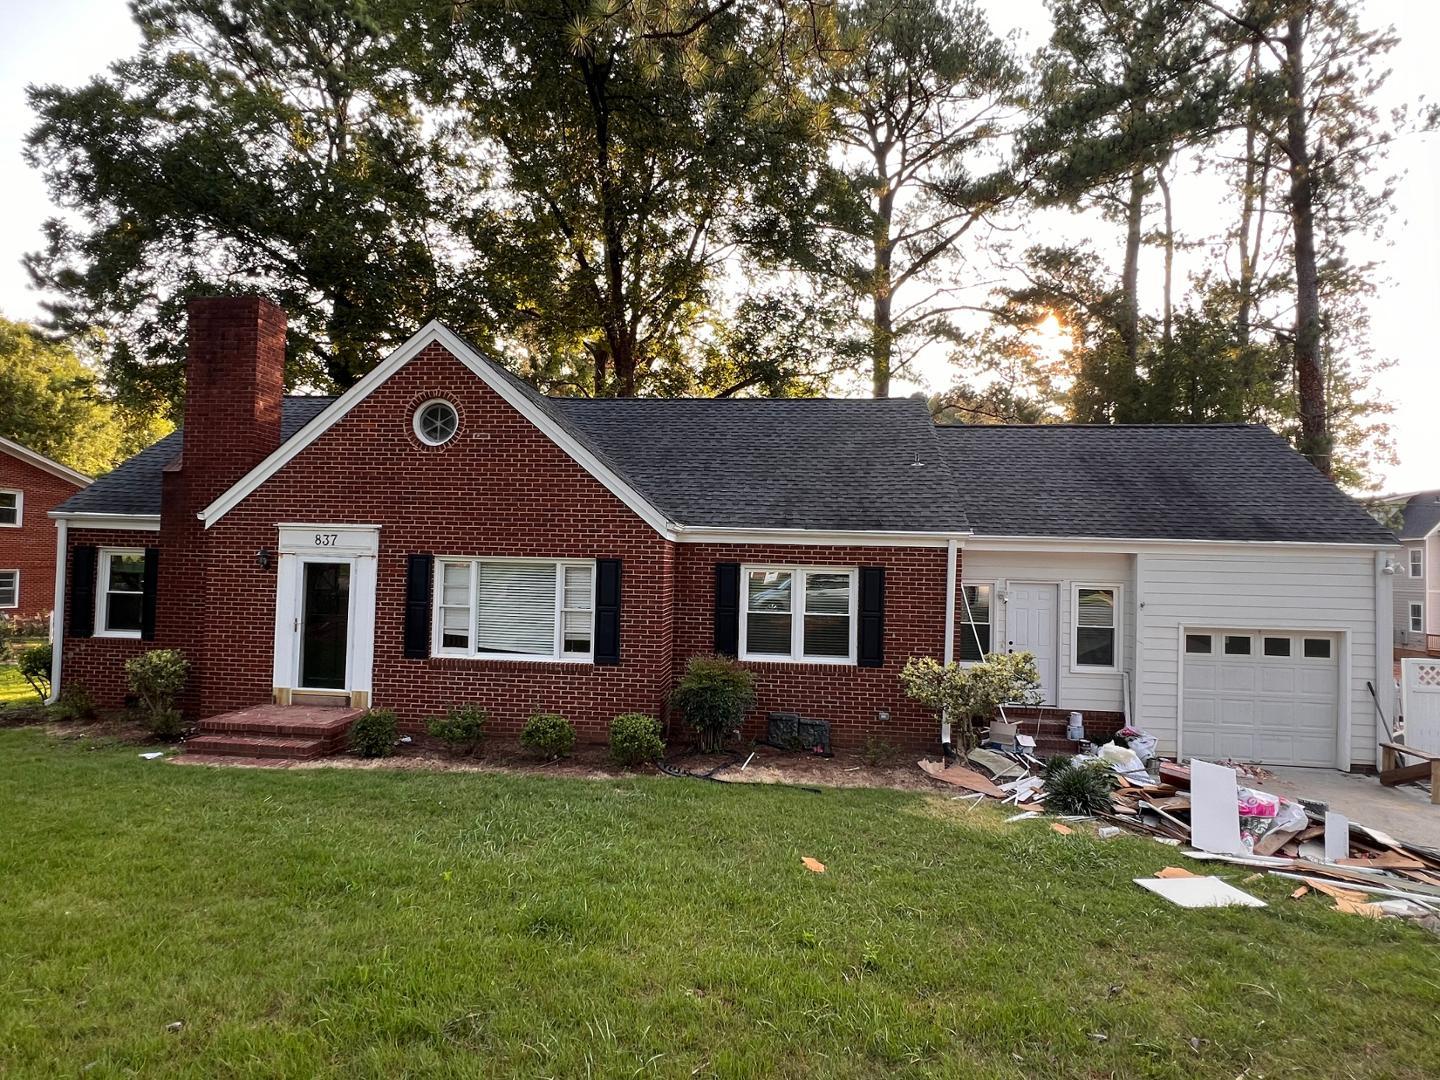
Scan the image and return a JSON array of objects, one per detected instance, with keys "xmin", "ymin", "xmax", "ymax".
[
  {"xmin": 965, "ymin": 536, "xmax": 1397, "ymax": 554},
  {"xmin": 0, "ymin": 436, "xmax": 92, "ymax": 488},
  {"xmin": 49, "ymin": 512, "xmax": 161, "ymax": 532},
  {"xmin": 197, "ymin": 322, "xmax": 677, "ymax": 537}
]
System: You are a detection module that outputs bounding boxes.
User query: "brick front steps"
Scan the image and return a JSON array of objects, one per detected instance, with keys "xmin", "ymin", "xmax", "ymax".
[
  {"xmin": 973, "ymin": 707, "xmax": 1126, "ymax": 758},
  {"xmin": 183, "ymin": 703, "xmax": 361, "ymax": 761}
]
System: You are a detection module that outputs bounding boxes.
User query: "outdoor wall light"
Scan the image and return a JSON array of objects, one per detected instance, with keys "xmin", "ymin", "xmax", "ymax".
[{"xmin": 255, "ymin": 548, "xmax": 274, "ymax": 570}]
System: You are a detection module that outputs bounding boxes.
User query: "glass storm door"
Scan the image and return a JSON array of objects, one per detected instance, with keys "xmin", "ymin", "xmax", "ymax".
[{"xmin": 300, "ymin": 562, "xmax": 351, "ymax": 690}]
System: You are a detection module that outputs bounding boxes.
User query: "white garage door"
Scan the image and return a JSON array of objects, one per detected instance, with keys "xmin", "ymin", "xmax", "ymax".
[{"xmin": 1181, "ymin": 630, "xmax": 1339, "ymax": 767}]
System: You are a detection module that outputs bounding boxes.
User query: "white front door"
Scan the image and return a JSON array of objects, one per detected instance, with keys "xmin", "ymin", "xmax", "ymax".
[{"xmin": 1006, "ymin": 581, "xmax": 1058, "ymax": 704}]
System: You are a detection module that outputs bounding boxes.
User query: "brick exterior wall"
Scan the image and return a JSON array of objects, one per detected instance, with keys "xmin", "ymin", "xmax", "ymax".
[
  {"xmin": 0, "ymin": 450, "xmax": 86, "ymax": 621},
  {"xmin": 56, "ymin": 324, "xmax": 961, "ymax": 750},
  {"xmin": 672, "ymin": 544, "xmax": 953, "ymax": 749},
  {"xmin": 60, "ymin": 527, "xmax": 156, "ymax": 707}
]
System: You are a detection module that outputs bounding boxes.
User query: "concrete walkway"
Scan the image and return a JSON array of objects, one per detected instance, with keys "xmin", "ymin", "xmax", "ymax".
[{"xmin": 1263, "ymin": 765, "xmax": 1440, "ymax": 850}]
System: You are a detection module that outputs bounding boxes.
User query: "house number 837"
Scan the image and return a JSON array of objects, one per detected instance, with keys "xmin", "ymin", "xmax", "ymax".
[{"xmin": 314, "ymin": 533, "xmax": 338, "ymax": 547}]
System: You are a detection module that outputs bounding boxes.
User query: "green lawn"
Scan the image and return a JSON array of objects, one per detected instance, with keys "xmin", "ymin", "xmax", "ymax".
[
  {"xmin": 0, "ymin": 662, "xmax": 37, "ymax": 705},
  {"xmin": 1, "ymin": 728, "xmax": 1436, "ymax": 1079}
]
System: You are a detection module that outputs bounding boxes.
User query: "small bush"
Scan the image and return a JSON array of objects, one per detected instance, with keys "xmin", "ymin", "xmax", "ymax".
[
  {"xmin": 426, "ymin": 704, "xmax": 489, "ymax": 755},
  {"xmin": 609, "ymin": 712, "xmax": 664, "ymax": 766},
  {"xmin": 521, "ymin": 712, "xmax": 575, "ymax": 760},
  {"xmin": 18, "ymin": 642, "xmax": 53, "ymax": 702},
  {"xmin": 670, "ymin": 655, "xmax": 756, "ymax": 753},
  {"xmin": 861, "ymin": 735, "xmax": 896, "ymax": 767},
  {"xmin": 350, "ymin": 708, "xmax": 398, "ymax": 758},
  {"xmin": 55, "ymin": 684, "xmax": 97, "ymax": 722},
  {"xmin": 1043, "ymin": 758, "xmax": 1116, "ymax": 816},
  {"xmin": 125, "ymin": 649, "xmax": 189, "ymax": 738}
]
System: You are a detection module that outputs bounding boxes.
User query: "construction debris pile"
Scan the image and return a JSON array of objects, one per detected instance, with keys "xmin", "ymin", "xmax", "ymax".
[{"xmin": 920, "ymin": 722, "xmax": 1440, "ymax": 925}]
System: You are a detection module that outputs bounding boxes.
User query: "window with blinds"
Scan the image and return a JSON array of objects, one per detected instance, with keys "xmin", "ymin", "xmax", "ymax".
[
  {"xmin": 434, "ymin": 559, "xmax": 594, "ymax": 660},
  {"xmin": 741, "ymin": 565, "xmax": 856, "ymax": 663},
  {"xmin": 1074, "ymin": 586, "xmax": 1117, "ymax": 669},
  {"xmin": 958, "ymin": 583, "xmax": 992, "ymax": 662}
]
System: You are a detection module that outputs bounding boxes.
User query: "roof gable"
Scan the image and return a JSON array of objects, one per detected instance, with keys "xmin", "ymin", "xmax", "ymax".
[
  {"xmin": 0, "ymin": 435, "xmax": 92, "ymax": 489},
  {"xmin": 197, "ymin": 323, "xmax": 675, "ymax": 534},
  {"xmin": 937, "ymin": 423, "xmax": 1397, "ymax": 545},
  {"xmin": 1393, "ymin": 490, "xmax": 1440, "ymax": 540}
]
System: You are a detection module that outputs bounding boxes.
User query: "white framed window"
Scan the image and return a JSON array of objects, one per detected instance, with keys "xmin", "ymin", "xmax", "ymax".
[
  {"xmin": 1411, "ymin": 549, "xmax": 1424, "ymax": 578},
  {"xmin": 0, "ymin": 489, "xmax": 20, "ymax": 527},
  {"xmin": 958, "ymin": 583, "xmax": 993, "ymax": 662},
  {"xmin": 413, "ymin": 399, "xmax": 459, "ymax": 446},
  {"xmin": 432, "ymin": 558, "xmax": 594, "ymax": 661},
  {"xmin": 97, "ymin": 549, "xmax": 146, "ymax": 638},
  {"xmin": 0, "ymin": 570, "xmax": 17, "ymax": 608},
  {"xmin": 740, "ymin": 565, "xmax": 857, "ymax": 664},
  {"xmin": 1411, "ymin": 602, "xmax": 1424, "ymax": 634},
  {"xmin": 1072, "ymin": 585, "xmax": 1119, "ymax": 670}
]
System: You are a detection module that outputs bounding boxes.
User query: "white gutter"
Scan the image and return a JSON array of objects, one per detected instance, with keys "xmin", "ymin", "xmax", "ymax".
[
  {"xmin": 941, "ymin": 537, "xmax": 958, "ymax": 746},
  {"xmin": 47, "ymin": 518, "xmax": 66, "ymax": 704}
]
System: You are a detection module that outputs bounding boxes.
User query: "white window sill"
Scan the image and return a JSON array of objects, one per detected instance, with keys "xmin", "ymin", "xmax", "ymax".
[
  {"xmin": 740, "ymin": 653, "xmax": 855, "ymax": 666},
  {"xmin": 96, "ymin": 629, "xmax": 142, "ymax": 640},
  {"xmin": 432, "ymin": 650, "xmax": 593, "ymax": 665}
]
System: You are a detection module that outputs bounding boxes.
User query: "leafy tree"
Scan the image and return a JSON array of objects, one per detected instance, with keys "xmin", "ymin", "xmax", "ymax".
[
  {"xmin": 797, "ymin": 0, "xmax": 1026, "ymax": 398},
  {"xmin": 25, "ymin": 0, "xmax": 487, "ymax": 417},
  {"xmin": 0, "ymin": 316, "xmax": 170, "ymax": 475}
]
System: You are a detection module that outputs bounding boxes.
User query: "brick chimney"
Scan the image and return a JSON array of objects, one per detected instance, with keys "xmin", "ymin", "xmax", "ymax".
[{"xmin": 178, "ymin": 296, "xmax": 286, "ymax": 501}]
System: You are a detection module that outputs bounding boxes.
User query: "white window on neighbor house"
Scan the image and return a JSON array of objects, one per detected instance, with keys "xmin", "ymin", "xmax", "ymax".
[
  {"xmin": 958, "ymin": 583, "xmax": 993, "ymax": 662},
  {"xmin": 0, "ymin": 570, "xmax": 17, "ymax": 608},
  {"xmin": 1412, "ymin": 602, "xmax": 1424, "ymax": 634},
  {"xmin": 740, "ymin": 566, "xmax": 856, "ymax": 663},
  {"xmin": 97, "ymin": 549, "xmax": 145, "ymax": 637},
  {"xmin": 1073, "ymin": 586, "xmax": 1118, "ymax": 670},
  {"xmin": 0, "ymin": 490, "xmax": 20, "ymax": 527},
  {"xmin": 433, "ymin": 559, "xmax": 594, "ymax": 661},
  {"xmin": 1412, "ymin": 549, "xmax": 1424, "ymax": 578}
]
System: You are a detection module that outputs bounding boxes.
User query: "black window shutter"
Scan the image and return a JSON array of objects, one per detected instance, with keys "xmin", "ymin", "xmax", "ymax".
[
  {"xmin": 858, "ymin": 566, "xmax": 885, "ymax": 668},
  {"xmin": 714, "ymin": 562, "xmax": 740, "ymax": 656},
  {"xmin": 69, "ymin": 545, "xmax": 96, "ymax": 638},
  {"xmin": 403, "ymin": 554, "xmax": 433, "ymax": 659},
  {"xmin": 140, "ymin": 547, "xmax": 160, "ymax": 641},
  {"xmin": 594, "ymin": 559, "xmax": 622, "ymax": 665}
]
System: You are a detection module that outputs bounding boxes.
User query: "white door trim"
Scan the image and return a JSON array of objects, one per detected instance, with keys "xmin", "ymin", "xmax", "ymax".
[{"xmin": 272, "ymin": 525, "xmax": 378, "ymax": 703}]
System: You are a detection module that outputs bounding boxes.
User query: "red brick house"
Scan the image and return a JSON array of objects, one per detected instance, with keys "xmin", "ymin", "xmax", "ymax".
[
  {"xmin": 0, "ymin": 435, "xmax": 90, "ymax": 623},
  {"xmin": 50, "ymin": 297, "xmax": 1400, "ymax": 766}
]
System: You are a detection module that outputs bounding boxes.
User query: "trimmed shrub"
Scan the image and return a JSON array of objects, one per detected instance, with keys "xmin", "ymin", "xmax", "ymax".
[
  {"xmin": 125, "ymin": 649, "xmax": 189, "ymax": 739},
  {"xmin": 350, "ymin": 708, "xmax": 398, "ymax": 758},
  {"xmin": 609, "ymin": 712, "xmax": 665, "ymax": 767},
  {"xmin": 18, "ymin": 642, "xmax": 53, "ymax": 702},
  {"xmin": 426, "ymin": 704, "xmax": 489, "ymax": 755},
  {"xmin": 899, "ymin": 652, "xmax": 1043, "ymax": 753},
  {"xmin": 520, "ymin": 712, "xmax": 575, "ymax": 760},
  {"xmin": 670, "ymin": 654, "xmax": 755, "ymax": 753},
  {"xmin": 55, "ymin": 684, "xmax": 97, "ymax": 722}
]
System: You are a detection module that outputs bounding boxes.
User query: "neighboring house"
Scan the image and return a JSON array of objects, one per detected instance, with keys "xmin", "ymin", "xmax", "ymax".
[
  {"xmin": 0, "ymin": 435, "xmax": 91, "ymax": 622},
  {"xmin": 49, "ymin": 298, "xmax": 1398, "ymax": 768},
  {"xmin": 1378, "ymin": 490, "xmax": 1440, "ymax": 650}
]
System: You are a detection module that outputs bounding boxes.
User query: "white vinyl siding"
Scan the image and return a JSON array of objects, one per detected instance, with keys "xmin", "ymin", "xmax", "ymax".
[
  {"xmin": 433, "ymin": 558, "xmax": 594, "ymax": 661},
  {"xmin": 0, "ymin": 489, "xmax": 19, "ymax": 527},
  {"xmin": 0, "ymin": 569, "xmax": 17, "ymax": 608},
  {"xmin": 740, "ymin": 565, "xmax": 857, "ymax": 664},
  {"xmin": 1138, "ymin": 550, "xmax": 1379, "ymax": 768},
  {"xmin": 1393, "ymin": 542, "xmax": 1426, "ymax": 644},
  {"xmin": 97, "ymin": 549, "xmax": 145, "ymax": 638}
]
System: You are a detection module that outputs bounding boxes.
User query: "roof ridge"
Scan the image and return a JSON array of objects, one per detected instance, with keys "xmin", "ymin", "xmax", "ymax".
[{"xmin": 936, "ymin": 422, "xmax": 1263, "ymax": 430}]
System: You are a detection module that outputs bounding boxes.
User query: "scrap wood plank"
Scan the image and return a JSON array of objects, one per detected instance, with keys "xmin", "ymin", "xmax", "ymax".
[
  {"xmin": 1339, "ymin": 852, "xmax": 1427, "ymax": 871},
  {"xmin": 1254, "ymin": 827, "xmax": 1303, "ymax": 857},
  {"xmin": 1304, "ymin": 878, "xmax": 1370, "ymax": 904},
  {"xmin": 917, "ymin": 760, "xmax": 1007, "ymax": 798},
  {"xmin": 1333, "ymin": 896, "xmax": 1387, "ymax": 919},
  {"xmin": 1156, "ymin": 866, "xmax": 1197, "ymax": 879},
  {"xmin": 1051, "ymin": 822, "xmax": 1074, "ymax": 835},
  {"xmin": 1145, "ymin": 796, "xmax": 1192, "ymax": 812}
]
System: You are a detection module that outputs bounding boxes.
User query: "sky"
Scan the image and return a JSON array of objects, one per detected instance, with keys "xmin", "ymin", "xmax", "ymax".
[{"xmin": 0, "ymin": 0, "xmax": 1435, "ymax": 493}]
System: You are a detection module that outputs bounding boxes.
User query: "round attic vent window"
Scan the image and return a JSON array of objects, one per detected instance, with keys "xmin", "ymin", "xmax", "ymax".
[{"xmin": 414, "ymin": 399, "xmax": 459, "ymax": 446}]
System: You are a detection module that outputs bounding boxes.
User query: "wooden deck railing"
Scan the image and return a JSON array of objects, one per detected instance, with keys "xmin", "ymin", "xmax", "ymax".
[{"xmin": 1428, "ymin": 634, "xmax": 1440, "ymax": 657}]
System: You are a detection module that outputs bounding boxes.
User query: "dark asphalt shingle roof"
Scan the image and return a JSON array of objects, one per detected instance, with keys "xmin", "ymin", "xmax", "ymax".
[
  {"xmin": 1395, "ymin": 491, "xmax": 1440, "ymax": 540},
  {"xmin": 936, "ymin": 423, "xmax": 1397, "ymax": 544},
  {"xmin": 54, "ymin": 397, "xmax": 334, "ymax": 516},
  {"xmin": 551, "ymin": 397, "xmax": 968, "ymax": 532}
]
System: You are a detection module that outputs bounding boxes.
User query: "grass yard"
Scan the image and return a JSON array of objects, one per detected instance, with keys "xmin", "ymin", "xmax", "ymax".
[
  {"xmin": 0, "ymin": 662, "xmax": 37, "ymax": 705},
  {"xmin": 1, "ymin": 728, "xmax": 1437, "ymax": 1079}
]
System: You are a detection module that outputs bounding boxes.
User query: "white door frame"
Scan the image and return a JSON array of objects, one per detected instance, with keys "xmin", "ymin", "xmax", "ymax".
[
  {"xmin": 271, "ymin": 525, "xmax": 379, "ymax": 705},
  {"xmin": 1004, "ymin": 579, "xmax": 1060, "ymax": 704}
]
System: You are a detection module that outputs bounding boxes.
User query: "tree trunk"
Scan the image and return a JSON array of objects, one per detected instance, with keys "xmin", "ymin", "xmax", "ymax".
[
  {"xmin": 1284, "ymin": 8, "xmax": 1330, "ymax": 476},
  {"xmin": 871, "ymin": 176, "xmax": 895, "ymax": 399},
  {"xmin": 1117, "ymin": 165, "xmax": 1145, "ymax": 420},
  {"xmin": 1236, "ymin": 41, "xmax": 1260, "ymax": 350},
  {"xmin": 1156, "ymin": 163, "xmax": 1174, "ymax": 352}
]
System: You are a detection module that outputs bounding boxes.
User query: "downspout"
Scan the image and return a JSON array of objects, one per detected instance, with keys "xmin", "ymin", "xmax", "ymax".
[
  {"xmin": 941, "ymin": 537, "xmax": 958, "ymax": 749},
  {"xmin": 47, "ymin": 517, "xmax": 66, "ymax": 704}
]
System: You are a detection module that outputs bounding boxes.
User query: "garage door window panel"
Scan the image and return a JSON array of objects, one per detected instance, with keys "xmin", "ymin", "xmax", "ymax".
[
  {"xmin": 1263, "ymin": 636, "xmax": 1291, "ymax": 657},
  {"xmin": 1224, "ymin": 635, "xmax": 1252, "ymax": 656}
]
